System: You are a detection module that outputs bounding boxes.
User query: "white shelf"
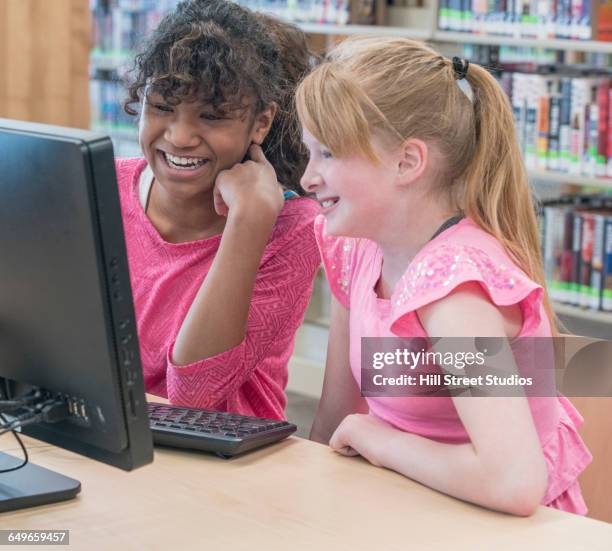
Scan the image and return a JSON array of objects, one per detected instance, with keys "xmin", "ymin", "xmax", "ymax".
[
  {"xmin": 296, "ymin": 24, "xmax": 612, "ymax": 53},
  {"xmin": 528, "ymin": 170, "xmax": 612, "ymax": 190},
  {"xmin": 554, "ymin": 302, "xmax": 612, "ymax": 325},
  {"xmin": 433, "ymin": 31, "xmax": 612, "ymax": 53},
  {"xmin": 297, "ymin": 23, "xmax": 430, "ymax": 39}
]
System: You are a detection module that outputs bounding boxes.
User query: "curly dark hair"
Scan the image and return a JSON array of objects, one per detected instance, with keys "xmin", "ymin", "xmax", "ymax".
[{"xmin": 124, "ymin": 0, "xmax": 314, "ymax": 193}]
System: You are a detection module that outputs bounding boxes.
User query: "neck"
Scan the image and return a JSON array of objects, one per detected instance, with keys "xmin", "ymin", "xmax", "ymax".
[
  {"xmin": 375, "ymin": 195, "xmax": 459, "ymax": 298},
  {"xmin": 147, "ymin": 179, "xmax": 227, "ymax": 243}
]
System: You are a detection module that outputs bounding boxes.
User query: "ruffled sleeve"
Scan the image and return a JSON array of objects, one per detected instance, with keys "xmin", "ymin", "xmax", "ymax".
[
  {"xmin": 390, "ymin": 243, "xmax": 545, "ymax": 336},
  {"xmin": 313, "ymin": 215, "xmax": 357, "ymax": 309}
]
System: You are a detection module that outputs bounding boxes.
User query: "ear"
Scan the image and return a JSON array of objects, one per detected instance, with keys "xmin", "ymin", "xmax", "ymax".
[
  {"xmin": 250, "ymin": 102, "xmax": 278, "ymax": 145},
  {"xmin": 396, "ymin": 138, "xmax": 428, "ymax": 186}
]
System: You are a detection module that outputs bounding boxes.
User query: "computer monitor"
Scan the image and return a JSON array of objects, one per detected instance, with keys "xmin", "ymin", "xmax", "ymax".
[{"xmin": 0, "ymin": 118, "xmax": 153, "ymax": 511}]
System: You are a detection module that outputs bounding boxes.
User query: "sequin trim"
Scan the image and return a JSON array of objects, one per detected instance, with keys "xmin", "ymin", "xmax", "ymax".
[{"xmin": 394, "ymin": 244, "xmax": 520, "ymax": 307}]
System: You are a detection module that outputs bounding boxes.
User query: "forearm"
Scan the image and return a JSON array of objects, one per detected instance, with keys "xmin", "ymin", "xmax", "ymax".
[
  {"xmin": 172, "ymin": 210, "xmax": 275, "ymax": 365},
  {"xmin": 354, "ymin": 422, "xmax": 545, "ymax": 516},
  {"xmin": 375, "ymin": 429, "xmax": 489, "ymax": 504}
]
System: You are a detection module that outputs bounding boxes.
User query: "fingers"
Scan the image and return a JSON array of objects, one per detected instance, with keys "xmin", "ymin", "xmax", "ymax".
[
  {"xmin": 213, "ymin": 184, "xmax": 229, "ymax": 217},
  {"xmin": 248, "ymin": 143, "xmax": 269, "ymax": 165},
  {"xmin": 336, "ymin": 446, "xmax": 360, "ymax": 457},
  {"xmin": 329, "ymin": 426, "xmax": 348, "ymax": 452}
]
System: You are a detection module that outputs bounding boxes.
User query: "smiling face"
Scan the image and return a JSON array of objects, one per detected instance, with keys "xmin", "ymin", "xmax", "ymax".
[
  {"xmin": 300, "ymin": 127, "xmax": 399, "ymax": 239},
  {"xmin": 139, "ymin": 91, "xmax": 271, "ymax": 203}
]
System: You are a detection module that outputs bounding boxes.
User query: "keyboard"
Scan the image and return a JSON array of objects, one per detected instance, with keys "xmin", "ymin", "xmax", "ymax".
[{"xmin": 148, "ymin": 402, "xmax": 297, "ymax": 458}]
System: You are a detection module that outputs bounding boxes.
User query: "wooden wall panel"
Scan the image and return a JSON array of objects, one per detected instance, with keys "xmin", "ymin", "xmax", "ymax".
[{"xmin": 0, "ymin": 0, "xmax": 90, "ymax": 128}]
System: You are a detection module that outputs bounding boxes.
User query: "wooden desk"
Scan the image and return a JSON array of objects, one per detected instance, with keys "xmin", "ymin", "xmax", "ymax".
[{"xmin": 1, "ymin": 435, "xmax": 611, "ymax": 550}]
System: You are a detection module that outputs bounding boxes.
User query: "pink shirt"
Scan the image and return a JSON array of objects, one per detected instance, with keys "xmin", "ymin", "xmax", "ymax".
[
  {"xmin": 315, "ymin": 215, "xmax": 592, "ymax": 514},
  {"xmin": 116, "ymin": 158, "xmax": 321, "ymax": 420}
]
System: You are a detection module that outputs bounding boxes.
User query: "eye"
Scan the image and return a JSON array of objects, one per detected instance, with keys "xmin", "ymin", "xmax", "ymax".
[
  {"xmin": 153, "ymin": 103, "xmax": 172, "ymax": 113},
  {"xmin": 201, "ymin": 112, "xmax": 225, "ymax": 121},
  {"xmin": 321, "ymin": 149, "xmax": 333, "ymax": 159}
]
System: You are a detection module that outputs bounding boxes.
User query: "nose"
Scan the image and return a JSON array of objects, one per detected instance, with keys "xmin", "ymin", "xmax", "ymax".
[
  {"xmin": 300, "ymin": 162, "xmax": 323, "ymax": 194},
  {"xmin": 165, "ymin": 116, "xmax": 201, "ymax": 150}
]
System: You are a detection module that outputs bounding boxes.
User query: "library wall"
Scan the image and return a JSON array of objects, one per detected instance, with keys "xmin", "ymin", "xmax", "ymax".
[{"xmin": 0, "ymin": 0, "xmax": 90, "ymax": 128}]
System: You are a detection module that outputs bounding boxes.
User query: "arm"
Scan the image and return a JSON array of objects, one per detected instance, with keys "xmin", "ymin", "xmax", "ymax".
[
  {"xmin": 310, "ymin": 296, "xmax": 369, "ymax": 444},
  {"xmin": 172, "ymin": 144, "xmax": 284, "ymax": 365},
  {"xmin": 329, "ymin": 282, "xmax": 548, "ymax": 516},
  {"xmin": 166, "ymin": 204, "xmax": 320, "ymax": 413}
]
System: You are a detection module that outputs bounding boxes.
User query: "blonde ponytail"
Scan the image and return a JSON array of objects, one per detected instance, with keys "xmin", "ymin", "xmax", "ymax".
[{"xmin": 462, "ymin": 64, "xmax": 558, "ymax": 334}]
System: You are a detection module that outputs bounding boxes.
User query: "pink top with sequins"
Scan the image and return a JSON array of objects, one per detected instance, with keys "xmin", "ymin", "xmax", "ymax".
[
  {"xmin": 315, "ymin": 215, "xmax": 592, "ymax": 515},
  {"xmin": 115, "ymin": 158, "xmax": 321, "ymax": 420}
]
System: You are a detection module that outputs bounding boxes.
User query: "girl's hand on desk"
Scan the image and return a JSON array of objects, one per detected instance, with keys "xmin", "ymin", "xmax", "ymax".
[
  {"xmin": 329, "ymin": 414, "xmax": 396, "ymax": 467},
  {"xmin": 213, "ymin": 144, "xmax": 284, "ymax": 224}
]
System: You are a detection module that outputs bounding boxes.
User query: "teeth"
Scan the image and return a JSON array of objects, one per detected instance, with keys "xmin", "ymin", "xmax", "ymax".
[
  {"xmin": 164, "ymin": 152, "xmax": 207, "ymax": 169},
  {"xmin": 321, "ymin": 199, "xmax": 337, "ymax": 208}
]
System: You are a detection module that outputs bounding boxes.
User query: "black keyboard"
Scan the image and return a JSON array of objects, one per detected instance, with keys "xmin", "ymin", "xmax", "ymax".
[{"xmin": 148, "ymin": 402, "xmax": 297, "ymax": 458}]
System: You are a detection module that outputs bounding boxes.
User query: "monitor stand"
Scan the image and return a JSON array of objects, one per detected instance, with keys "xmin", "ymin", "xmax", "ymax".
[{"xmin": 0, "ymin": 452, "xmax": 81, "ymax": 512}]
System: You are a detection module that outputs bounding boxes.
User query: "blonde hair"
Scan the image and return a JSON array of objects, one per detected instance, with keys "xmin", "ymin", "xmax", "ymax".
[{"xmin": 296, "ymin": 36, "xmax": 557, "ymax": 333}]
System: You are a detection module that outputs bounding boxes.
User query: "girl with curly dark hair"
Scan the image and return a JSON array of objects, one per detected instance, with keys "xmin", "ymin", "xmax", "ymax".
[{"xmin": 115, "ymin": 0, "xmax": 320, "ymax": 419}]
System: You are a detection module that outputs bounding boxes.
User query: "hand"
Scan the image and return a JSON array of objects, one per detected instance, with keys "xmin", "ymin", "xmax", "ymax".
[
  {"xmin": 329, "ymin": 413, "xmax": 394, "ymax": 467},
  {"xmin": 213, "ymin": 144, "xmax": 284, "ymax": 223}
]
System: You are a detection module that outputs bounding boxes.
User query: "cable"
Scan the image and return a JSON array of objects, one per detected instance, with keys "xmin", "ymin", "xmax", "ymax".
[
  {"xmin": 0, "ymin": 389, "xmax": 44, "ymax": 413},
  {"xmin": 0, "ymin": 414, "xmax": 42, "ymax": 437},
  {"xmin": 0, "ymin": 400, "xmax": 29, "ymax": 408},
  {"xmin": 0, "ymin": 398, "xmax": 70, "ymax": 435},
  {"xmin": 0, "ymin": 412, "xmax": 29, "ymax": 474},
  {"xmin": 0, "ymin": 396, "xmax": 69, "ymax": 474}
]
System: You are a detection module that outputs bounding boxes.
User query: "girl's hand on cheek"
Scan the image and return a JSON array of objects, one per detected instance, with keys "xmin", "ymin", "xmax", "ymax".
[
  {"xmin": 213, "ymin": 144, "xmax": 285, "ymax": 225},
  {"xmin": 329, "ymin": 414, "xmax": 394, "ymax": 467}
]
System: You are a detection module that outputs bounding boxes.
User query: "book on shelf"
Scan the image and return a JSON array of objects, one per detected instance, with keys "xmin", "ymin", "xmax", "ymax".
[
  {"xmin": 507, "ymin": 72, "xmax": 612, "ymax": 181},
  {"xmin": 236, "ymin": 0, "xmax": 351, "ymax": 25},
  {"xmin": 91, "ymin": 0, "xmax": 179, "ymax": 56},
  {"xmin": 90, "ymin": 71, "xmax": 140, "ymax": 156},
  {"xmin": 542, "ymin": 195, "xmax": 612, "ymax": 312},
  {"xmin": 438, "ymin": 0, "xmax": 612, "ymax": 42}
]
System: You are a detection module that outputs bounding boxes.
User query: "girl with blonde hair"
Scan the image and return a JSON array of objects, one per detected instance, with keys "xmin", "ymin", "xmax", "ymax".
[{"xmin": 297, "ymin": 37, "xmax": 591, "ymax": 516}]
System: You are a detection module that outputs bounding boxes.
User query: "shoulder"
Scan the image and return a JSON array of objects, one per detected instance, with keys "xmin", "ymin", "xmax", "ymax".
[
  {"xmin": 262, "ymin": 198, "xmax": 321, "ymax": 266},
  {"xmin": 390, "ymin": 218, "xmax": 545, "ymax": 335},
  {"xmin": 269, "ymin": 197, "xmax": 319, "ymax": 245},
  {"xmin": 114, "ymin": 157, "xmax": 148, "ymax": 199},
  {"xmin": 115, "ymin": 157, "xmax": 147, "ymax": 180},
  {"xmin": 277, "ymin": 196, "xmax": 320, "ymax": 226}
]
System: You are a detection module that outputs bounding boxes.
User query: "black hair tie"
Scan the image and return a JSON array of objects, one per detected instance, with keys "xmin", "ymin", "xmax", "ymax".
[{"xmin": 452, "ymin": 57, "xmax": 469, "ymax": 80}]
